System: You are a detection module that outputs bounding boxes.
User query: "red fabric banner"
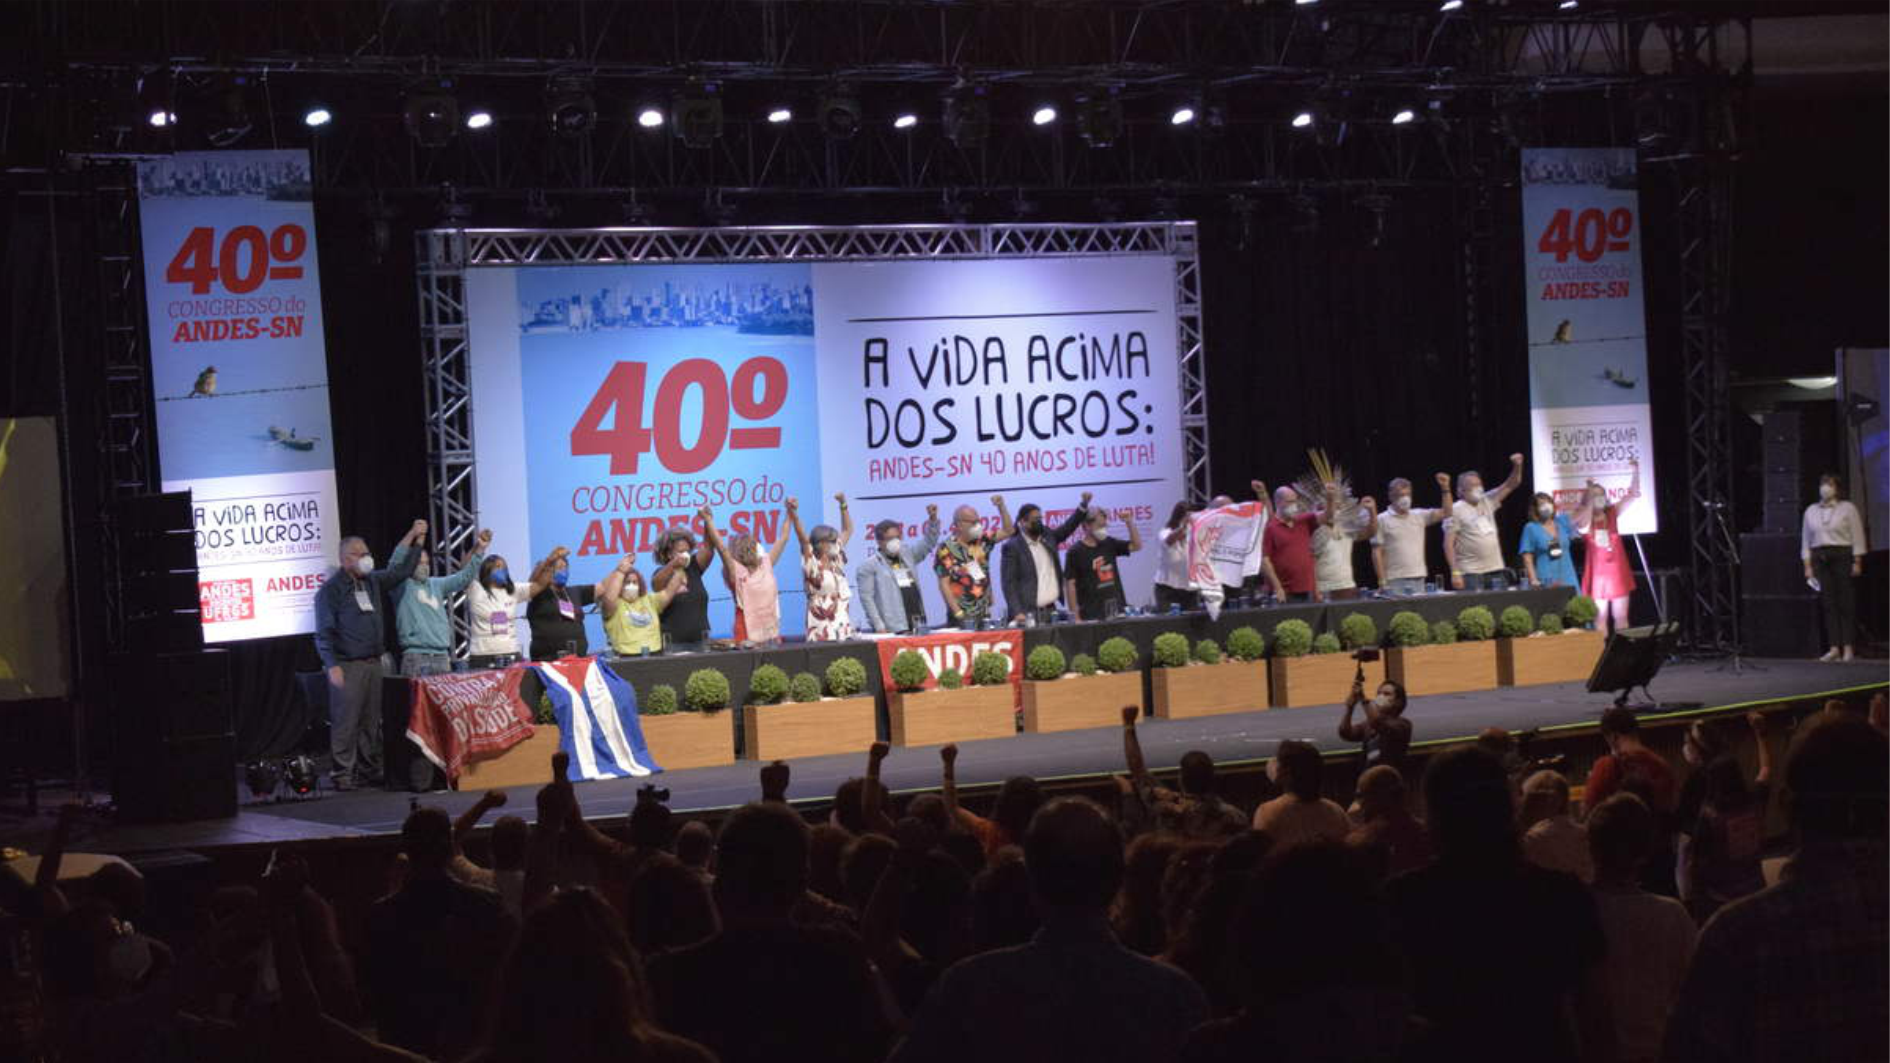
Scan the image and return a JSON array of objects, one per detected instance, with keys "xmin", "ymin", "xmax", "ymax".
[
  {"xmin": 874, "ymin": 629, "xmax": 1025, "ymax": 703},
  {"xmin": 406, "ymin": 666, "xmax": 537, "ymax": 783}
]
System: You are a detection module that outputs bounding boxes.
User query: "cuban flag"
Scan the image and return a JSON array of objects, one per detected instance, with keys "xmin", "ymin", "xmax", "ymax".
[{"xmin": 532, "ymin": 657, "xmax": 663, "ymax": 781}]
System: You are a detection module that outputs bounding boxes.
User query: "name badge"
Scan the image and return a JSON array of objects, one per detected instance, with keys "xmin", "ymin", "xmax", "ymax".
[
  {"xmin": 491, "ymin": 610, "xmax": 510, "ymax": 633},
  {"xmin": 558, "ymin": 597, "xmax": 577, "ymax": 620},
  {"xmin": 893, "ymin": 568, "xmax": 914, "ymax": 587},
  {"xmin": 353, "ymin": 589, "xmax": 374, "ymax": 613},
  {"xmin": 964, "ymin": 561, "xmax": 986, "ymax": 582},
  {"xmin": 1594, "ymin": 530, "xmax": 1611, "ymax": 550}
]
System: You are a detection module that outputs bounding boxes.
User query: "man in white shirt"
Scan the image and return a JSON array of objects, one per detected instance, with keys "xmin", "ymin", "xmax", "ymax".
[
  {"xmin": 1445, "ymin": 453, "xmax": 1525, "ymax": 591},
  {"xmin": 1372, "ymin": 472, "xmax": 1453, "ymax": 596},
  {"xmin": 1801, "ymin": 473, "xmax": 1868, "ymax": 662}
]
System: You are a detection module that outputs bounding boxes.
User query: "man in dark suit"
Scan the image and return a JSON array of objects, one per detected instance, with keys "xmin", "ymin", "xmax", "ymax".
[{"xmin": 1000, "ymin": 492, "xmax": 1090, "ymax": 625}]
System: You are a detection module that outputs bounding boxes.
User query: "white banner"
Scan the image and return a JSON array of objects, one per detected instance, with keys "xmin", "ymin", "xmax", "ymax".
[
  {"xmin": 139, "ymin": 151, "xmax": 340, "ymax": 642},
  {"xmin": 1521, "ymin": 148, "xmax": 1658, "ymax": 534}
]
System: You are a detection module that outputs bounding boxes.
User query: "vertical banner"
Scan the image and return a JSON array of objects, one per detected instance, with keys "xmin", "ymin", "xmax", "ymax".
[
  {"xmin": 138, "ymin": 151, "xmax": 339, "ymax": 641},
  {"xmin": 1521, "ymin": 148, "xmax": 1659, "ymax": 533}
]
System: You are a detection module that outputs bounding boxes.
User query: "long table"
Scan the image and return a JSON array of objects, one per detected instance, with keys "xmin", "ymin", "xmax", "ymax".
[{"xmin": 383, "ymin": 586, "xmax": 1573, "ymax": 779}]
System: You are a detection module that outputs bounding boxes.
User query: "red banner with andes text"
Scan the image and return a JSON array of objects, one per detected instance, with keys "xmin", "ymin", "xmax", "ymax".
[{"xmin": 874, "ymin": 629, "xmax": 1024, "ymax": 703}]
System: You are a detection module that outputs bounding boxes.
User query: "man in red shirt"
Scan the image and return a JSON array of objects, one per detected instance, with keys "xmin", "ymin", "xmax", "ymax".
[
  {"xmin": 1261, "ymin": 485, "xmax": 1321, "ymax": 601},
  {"xmin": 1585, "ymin": 707, "xmax": 1678, "ymax": 812}
]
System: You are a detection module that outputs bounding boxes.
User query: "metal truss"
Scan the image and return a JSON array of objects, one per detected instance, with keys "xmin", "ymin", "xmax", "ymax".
[{"xmin": 417, "ymin": 220, "xmax": 1205, "ymax": 646}]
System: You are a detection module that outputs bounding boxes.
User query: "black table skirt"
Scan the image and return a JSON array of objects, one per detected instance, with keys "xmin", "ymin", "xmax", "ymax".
[{"xmin": 384, "ymin": 586, "xmax": 1573, "ymax": 777}]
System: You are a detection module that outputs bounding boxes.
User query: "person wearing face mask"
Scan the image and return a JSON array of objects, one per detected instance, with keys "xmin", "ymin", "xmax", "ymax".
[
  {"xmin": 526, "ymin": 548, "xmax": 611, "ymax": 661},
  {"xmin": 1153, "ymin": 501, "xmax": 1201, "ymax": 612},
  {"xmin": 1444, "ymin": 453, "xmax": 1526, "ymax": 591},
  {"xmin": 788, "ymin": 493, "xmax": 857, "ymax": 641},
  {"xmin": 652, "ymin": 522, "xmax": 718, "ymax": 653},
  {"xmin": 934, "ymin": 495, "xmax": 1016, "ymax": 627},
  {"xmin": 1001, "ymin": 492, "xmax": 1091, "ymax": 625},
  {"xmin": 465, "ymin": 547, "xmax": 564, "ymax": 670},
  {"xmin": 857, "ymin": 505, "xmax": 941, "ymax": 633},
  {"xmin": 391, "ymin": 528, "xmax": 491, "ymax": 677},
  {"xmin": 1260, "ymin": 485, "xmax": 1320, "ymax": 602},
  {"xmin": 313, "ymin": 520, "xmax": 424, "ymax": 790},
  {"xmin": 599, "ymin": 554, "xmax": 674, "ymax": 657},
  {"xmin": 1799, "ymin": 472, "xmax": 1867, "ymax": 663},
  {"xmin": 705, "ymin": 505, "xmax": 792, "ymax": 648},
  {"xmin": 1573, "ymin": 457, "xmax": 1641, "ymax": 636},
  {"xmin": 1371, "ymin": 473, "xmax": 1452, "ymax": 596},
  {"xmin": 1339, "ymin": 677, "xmax": 1412, "ymax": 771},
  {"xmin": 1312, "ymin": 481, "xmax": 1377, "ymax": 602},
  {"xmin": 1518, "ymin": 493, "xmax": 1580, "ymax": 589},
  {"xmin": 1064, "ymin": 504, "xmax": 1142, "ymax": 621}
]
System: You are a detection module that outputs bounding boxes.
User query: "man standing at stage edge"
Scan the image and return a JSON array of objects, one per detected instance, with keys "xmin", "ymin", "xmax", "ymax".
[
  {"xmin": 935, "ymin": 496, "xmax": 1014, "ymax": 627},
  {"xmin": 315, "ymin": 519, "xmax": 425, "ymax": 790}
]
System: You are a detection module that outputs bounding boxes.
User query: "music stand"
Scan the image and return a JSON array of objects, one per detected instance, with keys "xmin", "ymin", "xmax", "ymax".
[{"xmin": 1586, "ymin": 621, "xmax": 1698, "ymax": 712}]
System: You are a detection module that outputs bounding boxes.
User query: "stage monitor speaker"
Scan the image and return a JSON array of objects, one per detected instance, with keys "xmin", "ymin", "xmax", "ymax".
[
  {"xmin": 109, "ymin": 492, "xmax": 202, "ymax": 653},
  {"xmin": 112, "ymin": 733, "xmax": 236, "ymax": 823},
  {"xmin": 1759, "ymin": 403, "xmax": 1839, "ymax": 534},
  {"xmin": 109, "ymin": 649, "xmax": 233, "ymax": 745},
  {"xmin": 1587, "ymin": 622, "xmax": 1692, "ymax": 710},
  {"xmin": 1738, "ymin": 531, "xmax": 1823, "ymax": 657}
]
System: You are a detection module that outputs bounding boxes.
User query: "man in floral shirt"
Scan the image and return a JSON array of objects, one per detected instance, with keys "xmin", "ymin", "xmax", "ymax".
[{"xmin": 934, "ymin": 495, "xmax": 1015, "ymax": 626}]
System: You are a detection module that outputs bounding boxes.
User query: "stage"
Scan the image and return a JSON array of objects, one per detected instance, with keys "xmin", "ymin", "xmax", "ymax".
[{"xmin": 53, "ymin": 657, "xmax": 1885, "ymax": 858}]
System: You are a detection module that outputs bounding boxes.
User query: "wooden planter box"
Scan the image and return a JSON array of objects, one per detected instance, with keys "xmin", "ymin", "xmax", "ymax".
[
  {"xmin": 458, "ymin": 725, "xmax": 562, "ymax": 789},
  {"xmin": 1386, "ymin": 641, "xmax": 1500, "ymax": 696},
  {"xmin": 1022, "ymin": 672, "xmax": 1142, "ymax": 733},
  {"xmin": 1151, "ymin": 660, "xmax": 1270, "ymax": 719},
  {"xmin": 1497, "ymin": 630, "xmax": 1605, "ymax": 687},
  {"xmin": 641, "ymin": 709, "xmax": 736, "ymax": 770},
  {"xmin": 1269, "ymin": 653, "xmax": 1384, "ymax": 708},
  {"xmin": 889, "ymin": 685, "xmax": 1015, "ymax": 747},
  {"xmin": 742, "ymin": 697, "xmax": 876, "ymax": 760}
]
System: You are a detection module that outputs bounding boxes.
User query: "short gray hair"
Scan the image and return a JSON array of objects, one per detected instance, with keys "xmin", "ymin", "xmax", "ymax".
[
  {"xmin": 1456, "ymin": 470, "xmax": 1482, "ymax": 494},
  {"xmin": 1387, "ymin": 477, "xmax": 1412, "ymax": 496},
  {"xmin": 337, "ymin": 535, "xmax": 367, "ymax": 557}
]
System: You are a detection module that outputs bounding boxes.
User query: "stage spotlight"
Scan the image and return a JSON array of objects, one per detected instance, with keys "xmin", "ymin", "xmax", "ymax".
[
  {"xmin": 1171, "ymin": 106, "xmax": 1197, "ymax": 126},
  {"xmin": 403, "ymin": 86, "xmax": 460, "ymax": 148},
  {"xmin": 546, "ymin": 80, "xmax": 596, "ymax": 139},
  {"xmin": 944, "ymin": 86, "xmax": 990, "ymax": 148},
  {"xmin": 672, "ymin": 84, "xmax": 724, "ymax": 149},
  {"xmin": 818, "ymin": 91, "xmax": 862, "ymax": 140},
  {"xmin": 1440, "ymin": 0, "xmax": 1463, "ymax": 10},
  {"xmin": 303, "ymin": 106, "xmax": 333, "ymax": 128},
  {"xmin": 1076, "ymin": 89, "xmax": 1122, "ymax": 148},
  {"xmin": 284, "ymin": 754, "xmax": 320, "ymax": 798},
  {"xmin": 1295, "ymin": 0, "xmax": 1320, "ymax": 4},
  {"xmin": 893, "ymin": 112, "xmax": 918, "ymax": 130},
  {"xmin": 636, "ymin": 106, "xmax": 664, "ymax": 129},
  {"xmin": 767, "ymin": 107, "xmax": 793, "ymax": 124},
  {"xmin": 1392, "ymin": 108, "xmax": 1417, "ymax": 126},
  {"xmin": 148, "ymin": 109, "xmax": 177, "ymax": 128},
  {"xmin": 244, "ymin": 760, "xmax": 283, "ymax": 800},
  {"xmin": 465, "ymin": 109, "xmax": 494, "ymax": 131},
  {"xmin": 1032, "ymin": 105, "xmax": 1058, "ymax": 126},
  {"xmin": 1291, "ymin": 111, "xmax": 1315, "ymax": 129},
  {"xmin": 1559, "ymin": 0, "xmax": 1578, "ymax": 7}
]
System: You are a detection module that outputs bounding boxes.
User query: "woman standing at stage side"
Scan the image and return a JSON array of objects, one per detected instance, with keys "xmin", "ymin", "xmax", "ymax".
[
  {"xmin": 653, "ymin": 524, "xmax": 716, "ymax": 654},
  {"xmin": 788, "ymin": 494, "xmax": 856, "ymax": 641},
  {"xmin": 1518, "ymin": 492, "xmax": 1580, "ymax": 588},
  {"xmin": 465, "ymin": 546, "xmax": 563, "ymax": 669},
  {"xmin": 705, "ymin": 505, "xmax": 789, "ymax": 648},
  {"xmin": 1801, "ymin": 472, "xmax": 1867, "ymax": 662},
  {"xmin": 1574, "ymin": 457, "xmax": 1640, "ymax": 636}
]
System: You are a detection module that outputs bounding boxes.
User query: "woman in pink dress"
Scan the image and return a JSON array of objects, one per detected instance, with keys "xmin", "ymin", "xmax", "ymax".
[
  {"xmin": 704, "ymin": 507, "xmax": 787, "ymax": 647},
  {"xmin": 787, "ymin": 494, "xmax": 856, "ymax": 641},
  {"xmin": 1575, "ymin": 457, "xmax": 1641, "ymax": 635}
]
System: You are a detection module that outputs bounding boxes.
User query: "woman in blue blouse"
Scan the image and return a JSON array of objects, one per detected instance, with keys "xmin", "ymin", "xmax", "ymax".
[{"xmin": 1518, "ymin": 491, "xmax": 1580, "ymax": 588}]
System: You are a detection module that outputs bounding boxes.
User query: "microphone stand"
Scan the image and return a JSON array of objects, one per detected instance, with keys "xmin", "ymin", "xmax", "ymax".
[{"xmin": 1706, "ymin": 502, "xmax": 1766, "ymax": 675}]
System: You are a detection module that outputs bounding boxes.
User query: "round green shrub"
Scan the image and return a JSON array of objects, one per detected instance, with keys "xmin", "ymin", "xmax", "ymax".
[
  {"xmin": 748, "ymin": 663, "xmax": 790, "ymax": 705},
  {"xmin": 1152, "ymin": 632, "xmax": 1191, "ymax": 668},
  {"xmin": 938, "ymin": 667, "xmax": 964, "ymax": 690},
  {"xmin": 644, "ymin": 684, "xmax": 679, "ymax": 715},
  {"xmin": 888, "ymin": 650, "xmax": 930, "ymax": 693},
  {"xmin": 970, "ymin": 651, "xmax": 1011, "ymax": 686},
  {"xmin": 1457, "ymin": 605, "xmax": 1496, "ymax": 641},
  {"xmin": 535, "ymin": 690, "xmax": 556, "ymax": 725},
  {"xmin": 1564, "ymin": 594, "xmax": 1600, "ymax": 627},
  {"xmin": 1271, "ymin": 619, "xmax": 1314, "ymax": 658},
  {"xmin": 1430, "ymin": 620, "xmax": 1459, "ymax": 645},
  {"xmin": 684, "ymin": 669, "xmax": 731, "ymax": 712},
  {"xmin": 825, "ymin": 656, "xmax": 869, "ymax": 697},
  {"xmin": 1312, "ymin": 632, "xmax": 1342, "ymax": 655},
  {"xmin": 788, "ymin": 672, "xmax": 822, "ymax": 703},
  {"xmin": 1226, "ymin": 626, "xmax": 1265, "ymax": 662},
  {"xmin": 1338, "ymin": 613, "xmax": 1378, "ymax": 650},
  {"xmin": 1071, "ymin": 653, "xmax": 1099, "ymax": 677},
  {"xmin": 1193, "ymin": 638, "xmax": 1223, "ymax": 665},
  {"xmin": 1387, "ymin": 611, "xmax": 1429, "ymax": 648},
  {"xmin": 1498, "ymin": 605, "xmax": 1535, "ymax": 639},
  {"xmin": 1538, "ymin": 612, "xmax": 1565, "ymax": 635},
  {"xmin": 1025, "ymin": 644, "xmax": 1067, "ymax": 681},
  {"xmin": 1097, "ymin": 636, "xmax": 1139, "ymax": 674}
]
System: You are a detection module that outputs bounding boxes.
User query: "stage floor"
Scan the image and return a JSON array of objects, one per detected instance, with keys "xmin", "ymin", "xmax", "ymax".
[{"xmin": 45, "ymin": 658, "xmax": 1890, "ymax": 856}]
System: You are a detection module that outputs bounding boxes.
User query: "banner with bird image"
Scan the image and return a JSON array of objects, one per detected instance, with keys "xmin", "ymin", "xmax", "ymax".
[
  {"xmin": 1521, "ymin": 147, "xmax": 1659, "ymax": 534},
  {"xmin": 138, "ymin": 150, "xmax": 340, "ymax": 642}
]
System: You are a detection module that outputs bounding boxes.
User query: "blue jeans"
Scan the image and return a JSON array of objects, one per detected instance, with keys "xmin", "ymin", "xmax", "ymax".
[
  {"xmin": 1385, "ymin": 577, "xmax": 1426, "ymax": 597},
  {"xmin": 400, "ymin": 651, "xmax": 452, "ymax": 678},
  {"xmin": 1461, "ymin": 570, "xmax": 1503, "ymax": 592}
]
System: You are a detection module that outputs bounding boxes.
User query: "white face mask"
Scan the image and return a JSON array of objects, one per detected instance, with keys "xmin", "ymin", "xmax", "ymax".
[
  {"xmin": 1279, "ymin": 502, "xmax": 1300, "ymax": 519},
  {"xmin": 1590, "ymin": 491, "xmax": 1607, "ymax": 508},
  {"xmin": 354, "ymin": 555, "xmax": 375, "ymax": 576},
  {"xmin": 623, "ymin": 582, "xmax": 642, "ymax": 602},
  {"xmin": 1373, "ymin": 694, "xmax": 1397, "ymax": 711},
  {"xmin": 1391, "ymin": 495, "xmax": 1413, "ymax": 514},
  {"xmin": 1537, "ymin": 503, "xmax": 1554, "ymax": 519},
  {"xmin": 1820, "ymin": 484, "xmax": 1837, "ymax": 502},
  {"xmin": 882, "ymin": 538, "xmax": 903, "ymax": 557},
  {"xmin": 1090, "ymin": 526, "xmax": 1110, "ymax": 541},
  {"xmin": 1465, "ymin": 487, "xmax": 1485, "ymax": 505}
]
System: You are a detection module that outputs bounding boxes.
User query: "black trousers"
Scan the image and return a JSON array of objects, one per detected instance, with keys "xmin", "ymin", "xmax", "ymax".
[
  {"xmin": 1153, "ymin": 584, "xmax": 1199, "ymax": 612},
  {"xmin": 1811, "ymin": 545, "xmax": 1858, "ymax": 646}
]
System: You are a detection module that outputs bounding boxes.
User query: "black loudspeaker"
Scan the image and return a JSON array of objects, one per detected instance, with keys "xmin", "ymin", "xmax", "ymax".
[
  {"xmin": 109, "ymin": 492, "xmax": 201, "ymax": 654},
  {"xmin": 1738, "ymin": 532, "xmax": 1824, "ymax": 657},
  {"xmin": 1760, "ymin": 404, "xmax": 1839, "ymax": 534},
  {"xmin": 109, "ymin": 649, "xmax": 235, "ymax": 822}
]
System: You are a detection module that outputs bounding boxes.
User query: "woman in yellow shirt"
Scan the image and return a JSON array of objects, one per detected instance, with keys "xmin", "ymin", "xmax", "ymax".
[{"xmin": 600, "ymin": 554, "xmax": 675, "ymax": 656}]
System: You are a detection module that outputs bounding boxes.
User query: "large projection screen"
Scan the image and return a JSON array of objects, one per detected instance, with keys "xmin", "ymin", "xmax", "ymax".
[{"xmin": 429, "ymin": 223, "xmax": 1206, "ymax": 650}]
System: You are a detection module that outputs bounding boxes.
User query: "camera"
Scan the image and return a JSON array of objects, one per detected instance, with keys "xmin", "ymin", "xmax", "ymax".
[
  {"xmin": 1352, "ymin": 648, "xmax": 1381, "ymax": 663},
  {"xmin": 636, "ymin": 783, "xmax": 671, "ymax": 804}
]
